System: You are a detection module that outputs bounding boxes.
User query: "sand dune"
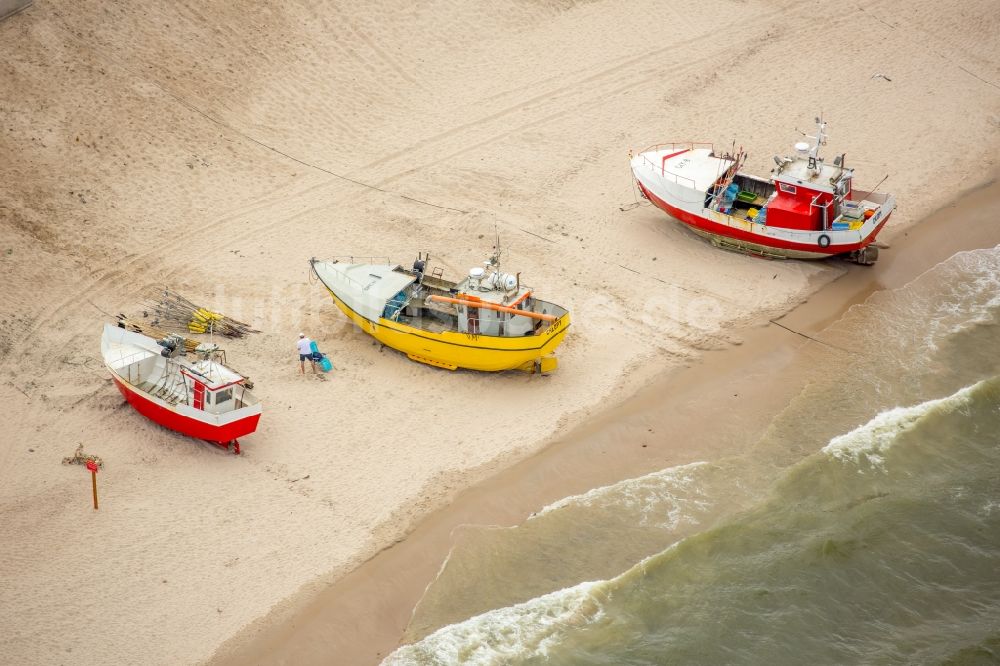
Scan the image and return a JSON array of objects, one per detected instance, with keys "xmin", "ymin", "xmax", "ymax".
[{"xmin": 1, "ymin": 0, "xmax": 998, "ymax": 663}]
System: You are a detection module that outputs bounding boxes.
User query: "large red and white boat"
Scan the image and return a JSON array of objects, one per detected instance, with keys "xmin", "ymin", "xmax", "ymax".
[
  {"xmin": 630, "ymin": 117, "xmax": 895, "ymax": 263},
  {"xmin": 101, "ymin": 323, "xmax": 261, "ymax": 453}
]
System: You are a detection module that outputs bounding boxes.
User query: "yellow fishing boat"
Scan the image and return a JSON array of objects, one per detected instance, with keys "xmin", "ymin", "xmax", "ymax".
[{"xmin": 309, "ymin": 250, "xmax": 570, "ymax": 372}]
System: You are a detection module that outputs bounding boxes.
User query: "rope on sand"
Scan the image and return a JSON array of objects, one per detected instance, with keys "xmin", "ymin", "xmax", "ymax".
[{"xmin": 768, "ymin": 319, "xmax": 854, "ymax": 354}]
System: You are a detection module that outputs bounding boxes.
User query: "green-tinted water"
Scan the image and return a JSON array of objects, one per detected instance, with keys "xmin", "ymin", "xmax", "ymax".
[{"xmin": 386, "ymin": 247, "xmax": 1000, "ymax": 665}]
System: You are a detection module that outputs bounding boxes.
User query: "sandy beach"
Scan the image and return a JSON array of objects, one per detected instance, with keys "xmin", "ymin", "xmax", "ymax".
[{"xmin": 1, "ymin": 1, "xmax": 998, "ymax": 665}]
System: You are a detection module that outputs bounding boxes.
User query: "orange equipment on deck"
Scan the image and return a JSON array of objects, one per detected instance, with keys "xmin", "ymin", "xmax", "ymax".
[{"xmin": 427, "ymin": 295, "xmax": 557, "ymax": 322}]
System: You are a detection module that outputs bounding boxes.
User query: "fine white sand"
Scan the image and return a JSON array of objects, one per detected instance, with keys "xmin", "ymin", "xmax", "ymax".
[{"xmin": 1, "ymin": 1, "xmax": 998, "ymax": 664}]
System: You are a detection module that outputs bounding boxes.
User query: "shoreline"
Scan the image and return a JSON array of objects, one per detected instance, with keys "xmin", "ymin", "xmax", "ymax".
[{"xmin": 210, "ymin": 174, "xmax": 1000, "ymax": 666}]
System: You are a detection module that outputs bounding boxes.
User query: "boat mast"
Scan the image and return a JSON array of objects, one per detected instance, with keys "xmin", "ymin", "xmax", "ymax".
[
  {"xmin": 804, "ymin": 116, "xmax": 827, "ymax": 173},
  {"xmin": 494, "ymin": 228, "xmax": 501, "ymax": 277},
  {"xmin": 711, "ymin": 147, "xmax": 745, "ymax": 212}
]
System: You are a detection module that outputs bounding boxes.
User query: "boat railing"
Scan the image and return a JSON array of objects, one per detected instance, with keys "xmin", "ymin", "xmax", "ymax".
[
  {"xmin": 634, "ymin": 152, "xmax": 697, "ymax": 188},
  {"xmin": 661, "ymin": 169, "xmax": 697, "ymax": 189},
  {"xmin": 704, "ymin": 198, "xmax": 891, "ymax": 244},
  {"xmin": 849, "ymin": 189, "xmax": 891, "ymax": 205},
  {"xmin": 707, "ymin": 210, "xmax": 809, "ymax": 243},
  {"xmin": 638, "ymin": 141, "xmax": 715, "ymax": 155},
  {"xmin": 326, "ymin": 255, "xmax": 392, "ymax": 264},
  {"xmin": 635, "ymin": 142, "xmax": 712, "ymax": 189},
  {"xmin": 106, "ymin": 349, "xmax": 153, "ymax": 384},
  {"xmin": 313, "ymin": 258, "xmax": 389, "ymax": 293},
  {"xmin": 326, "ymin": 269, "xmax": 367, "ymax": 292}
]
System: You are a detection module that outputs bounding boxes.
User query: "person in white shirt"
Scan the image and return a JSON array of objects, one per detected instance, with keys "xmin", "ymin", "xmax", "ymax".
[{"xmin": 297, "ymin": 333, "xmax": 316, "ymax": 374}]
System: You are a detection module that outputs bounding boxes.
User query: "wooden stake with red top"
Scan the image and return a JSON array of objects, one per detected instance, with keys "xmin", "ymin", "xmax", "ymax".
[{"xmin": 86, "ymin": 459, "xmax": 99, "ymax": 510}]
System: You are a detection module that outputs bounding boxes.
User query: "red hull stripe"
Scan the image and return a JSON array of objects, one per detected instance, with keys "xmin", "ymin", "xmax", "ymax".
[
  {"xmin": 661, "ymin": 148, "xmax": 689, "ymax": 169},
  {"xmin": 640, "ymin": 184, "xmax": 889, "ymax": 255},
  {"xmin": 113, "ymin": 377, "xmax": 260, "ymax": 443}
]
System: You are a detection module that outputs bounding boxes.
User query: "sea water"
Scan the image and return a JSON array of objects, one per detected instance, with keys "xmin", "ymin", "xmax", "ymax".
[{"xmin": 384, "ymin": 246, "xmax": 1000, "ymax": 665}]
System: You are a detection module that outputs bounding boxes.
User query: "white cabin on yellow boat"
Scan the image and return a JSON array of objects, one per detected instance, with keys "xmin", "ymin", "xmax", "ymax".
[{"xmin": 310, "ymin": 252, "xmax": 570, "ymax": 372}]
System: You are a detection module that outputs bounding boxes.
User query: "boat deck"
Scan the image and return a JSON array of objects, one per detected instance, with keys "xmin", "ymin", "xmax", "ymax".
[
  {"xmin": 634, "ymin": 147, "xmax": 735, "ymax": 193},
  {"xmin": 396, "ymin": 304, "xmax": 459, "ymax": 334}
]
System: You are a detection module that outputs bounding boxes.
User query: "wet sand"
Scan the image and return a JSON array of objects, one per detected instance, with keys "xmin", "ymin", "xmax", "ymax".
[{"xmin": 211, "ymin": 178, "xmax": 1000, "ymax": 666}]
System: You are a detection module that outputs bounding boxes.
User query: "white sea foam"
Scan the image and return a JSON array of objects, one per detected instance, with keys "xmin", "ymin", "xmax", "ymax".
[
  {"xmin": 822, "ymin": 381, "xmax": 981, "ymax": 468},
  {"xmin": 934, "ymin": 249, "xmax": 1000, "ymax": 339},
  {"xmin": 829, "ymin": 246, "xmax": 1000, "ymax": 369},
  {"xmin": 532, "ymin": 461, "xmax": 711, "ymax": 529},
  {"xmin": 903, "ymin": 246, "xmax": 1000, "ymax": 351},
  {"xmin": 382, "ymin": 580, "xmax": 606, "ymax": 665},
  {"xmin": 980, "ymin": 500, "xmax": 1000, "ymax": 517}
]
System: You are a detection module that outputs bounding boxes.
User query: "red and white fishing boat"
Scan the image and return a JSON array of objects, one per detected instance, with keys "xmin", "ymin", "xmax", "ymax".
[
  {"xmin": 101, "ymin": 323, "xmax": 261, "ymax": 453},
  {"xmin": 630, "ymin": 117, "xmax": 895, "ymax": 264}
]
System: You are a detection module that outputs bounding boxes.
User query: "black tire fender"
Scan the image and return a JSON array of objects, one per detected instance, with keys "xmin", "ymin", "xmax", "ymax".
[{"xmin": 817, "ymin": 234, "xmax": 831, "ymax": 248}]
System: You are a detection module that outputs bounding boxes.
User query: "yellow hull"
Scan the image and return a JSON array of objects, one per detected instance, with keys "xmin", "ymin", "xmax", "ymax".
[{"xmin": 324, "ymin": 288, "xmax": 570, "ymax": 372}]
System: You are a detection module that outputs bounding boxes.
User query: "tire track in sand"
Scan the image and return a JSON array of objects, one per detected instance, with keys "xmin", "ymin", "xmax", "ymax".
[{"xmin": 3, "ymin": 0, "xmax": 805, "ymax": 377}]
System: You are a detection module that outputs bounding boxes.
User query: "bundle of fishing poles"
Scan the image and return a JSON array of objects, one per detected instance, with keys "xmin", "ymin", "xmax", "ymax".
[{"xmin": 144, "ymin": 289, "xmax": 259, "ymax": 338}]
